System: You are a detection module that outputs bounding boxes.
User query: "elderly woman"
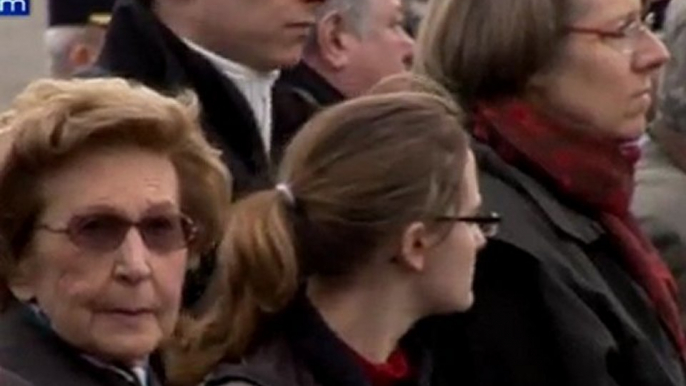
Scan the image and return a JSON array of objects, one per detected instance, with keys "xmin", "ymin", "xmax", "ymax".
[
  {"xmin": 164, "ymin": 88, "xmax": 495, "ymax": 386},
  {"xmin": 415, "ymin": 0, "xmax": 682, "ymax": 385},
  {"xmin": 0, "ymin": 78, "xmax": 231, "ymax": 386}
]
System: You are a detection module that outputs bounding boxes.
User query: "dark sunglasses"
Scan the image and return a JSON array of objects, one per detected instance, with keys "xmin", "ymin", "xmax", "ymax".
[
  {"xmin": 435, "ymin": 212, "xmax": 502, "ymax": 238},
  {"xmin": 36, "ymin": 212, "xmax": 198, "ymax": 253}
]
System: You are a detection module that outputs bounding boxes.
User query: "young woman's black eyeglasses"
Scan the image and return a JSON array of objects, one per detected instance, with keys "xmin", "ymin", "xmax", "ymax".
[{"xmin": 435, "ymin": 212, "xmax": 501, "ymax": 237}]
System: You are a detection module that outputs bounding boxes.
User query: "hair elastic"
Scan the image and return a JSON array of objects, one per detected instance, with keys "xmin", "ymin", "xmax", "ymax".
[{"xmin": 275, "ymin": 183, "xmax": 296, "ymax": 207}]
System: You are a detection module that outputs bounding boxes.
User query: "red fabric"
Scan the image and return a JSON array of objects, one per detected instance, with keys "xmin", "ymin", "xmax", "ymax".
[
  {"xmin": 473, "ymin": 98, "xmax": 686, "ymax": 361},
  {"xmin": 350, "ymin": 347, "xmax": 413, "ymax": 386}
]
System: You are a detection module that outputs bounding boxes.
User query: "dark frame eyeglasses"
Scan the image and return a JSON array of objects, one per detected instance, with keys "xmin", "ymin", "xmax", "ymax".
[
  {"xmin": 563, "ymin": 12, "xmax": 655, "ymax": 56},
  {"xmin": 36, "ymin": 212, "xmax": 198, "ymax": 254},
  {"xmin": 435, "ymin": 212, "xmax": 501, "ymax": 237}
]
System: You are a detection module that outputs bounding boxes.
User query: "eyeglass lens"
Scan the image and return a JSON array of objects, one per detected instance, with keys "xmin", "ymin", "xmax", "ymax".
[{"xmin": 66, "ymin": 213, "xmax": 195, "ymax": 253}]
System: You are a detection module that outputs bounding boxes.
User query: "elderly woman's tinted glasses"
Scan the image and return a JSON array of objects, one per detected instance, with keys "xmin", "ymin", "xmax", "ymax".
[
  {"xmin": 435, "ymin": 212, "xmax": 501, "ymax": 238},
  {"xmin": 36, "ymin": 212, "xmax": 198, "ymax": 253}
]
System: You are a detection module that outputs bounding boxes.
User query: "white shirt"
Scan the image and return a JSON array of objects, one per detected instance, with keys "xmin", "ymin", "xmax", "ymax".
[{"xmin": 184, "ymin": 39, "xmax": 279, "ymax": 153}]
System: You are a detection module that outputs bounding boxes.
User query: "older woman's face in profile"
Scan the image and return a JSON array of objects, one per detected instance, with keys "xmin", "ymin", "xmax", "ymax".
[
  {"xmin": 529, "ymin": 0, "xmax": 669, "ymax": 141},
  {"xmin": 15, "ymin": 147, "xmax": 187, "ymax": 365}
]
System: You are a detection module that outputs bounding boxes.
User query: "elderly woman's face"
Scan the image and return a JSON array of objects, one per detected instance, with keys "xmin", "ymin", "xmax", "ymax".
[
  {"xmin": 15, "ymin": 147, "xmax": 188, "ymax": 365},
  {"xmin": 528, "ymin": 0, "xmax": 669, "ymax": 141}
]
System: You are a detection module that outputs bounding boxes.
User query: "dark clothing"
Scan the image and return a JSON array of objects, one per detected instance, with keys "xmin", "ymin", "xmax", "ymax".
[
  {"xmin": 0, "ymin": 367, "xmax": 32, "ymax": 386},
  {"xmin": 422, "ymin": 141, "xmax": 686, "ymax": 386},
  {"xmin": 94, "ymin": 0, "xmax": 275, "ymax": 197},
  {"xmin": 206, "ymin": 295, "xmax": 433, "ymax": 386},
  {"xmin": 272, "ymin": 63, "xmax": 344, "ymax": 162},
  {"xmin": 0, "ymin": 301, "xmax": 161, "ymax": 386}
]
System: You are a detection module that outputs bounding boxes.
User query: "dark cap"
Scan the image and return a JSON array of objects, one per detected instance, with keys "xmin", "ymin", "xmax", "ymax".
[{"xmin": 48, "ymin": 0, "xmax": 115, "ymax": 27}]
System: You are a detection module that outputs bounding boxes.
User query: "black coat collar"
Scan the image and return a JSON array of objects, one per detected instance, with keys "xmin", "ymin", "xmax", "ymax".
[
  {"xmin": 277, "ymin": 63, "xmax": 345, "ymax": 109},
  {"xmin": 276, "ymin": 294, "xmax": 433, "ymax": 386},
  {"xmin": 473, "ymin": 140, "xmax": 605, "ymax": 246},
  {"xmin": 0, "ymin": 300, "xmax": 160, "ymax": 386}
]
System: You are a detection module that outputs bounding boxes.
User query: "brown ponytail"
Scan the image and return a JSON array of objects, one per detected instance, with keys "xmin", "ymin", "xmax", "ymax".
[
  {"xmin": 166, "ymin": 84, "xmax": 469, "ymax": 386},
  {"xmin": 164, "ymin": 190, "xmax": 298, "ymax": 386}
]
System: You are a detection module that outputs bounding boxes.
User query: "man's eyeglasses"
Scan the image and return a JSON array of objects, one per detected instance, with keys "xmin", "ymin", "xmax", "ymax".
[
  {"xmin": 37, "ymin": 212, "xmax": 198, "ymax": 254},
  {"xmin": 435, "ymin": 212, "xmax": 501, "ymax": 238},
  {"xmin": 564, "ymin": 12, "xmax": 655, "ymax": 56}
]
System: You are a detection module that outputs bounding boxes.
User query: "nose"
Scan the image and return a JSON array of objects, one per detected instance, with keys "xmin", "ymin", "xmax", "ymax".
[
  {"xmin": 402, "ymin": 30, "xmax": 416, "ymax": 68},
  {"xmin": 634, "ymin": 29, "xmax": 670, "ymax": 73},
  {"xmin": 113, "ymin": 228, "xmax": 152, "ymax": 284}
]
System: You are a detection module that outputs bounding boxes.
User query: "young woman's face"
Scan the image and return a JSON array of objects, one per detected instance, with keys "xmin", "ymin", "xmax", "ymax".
[{"xmin": 421, "ymin": 151, "xmax": 487, "ymax": 313}]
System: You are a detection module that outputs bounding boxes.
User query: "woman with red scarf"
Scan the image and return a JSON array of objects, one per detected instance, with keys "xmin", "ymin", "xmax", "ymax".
[{"xmin": 415, "ymin": 0, "xmax": 683, "ymax": 385}]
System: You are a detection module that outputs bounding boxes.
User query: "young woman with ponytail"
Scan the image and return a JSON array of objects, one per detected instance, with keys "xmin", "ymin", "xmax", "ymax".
[{"xmin": 166, "ymin": 88, "xmax": 497, "ymax": 386}]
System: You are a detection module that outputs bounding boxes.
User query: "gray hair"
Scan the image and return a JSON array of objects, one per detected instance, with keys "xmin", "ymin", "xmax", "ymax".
[
  {"xmin": 305, "ymin": 0, "xmax": 372, "ymax": 52},
  {"xmin": 657, "ymin": 0, "xmax": 686, "ymax": 134},
  {"xmin": 44, "ymin": 26, "xmax": 102, "ymax": 78}
]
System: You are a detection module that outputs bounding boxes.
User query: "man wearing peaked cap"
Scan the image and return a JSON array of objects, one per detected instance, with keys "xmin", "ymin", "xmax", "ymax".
[{"xmin": 45, "ymin": 0, "xmax": 115, "ymax": 78}]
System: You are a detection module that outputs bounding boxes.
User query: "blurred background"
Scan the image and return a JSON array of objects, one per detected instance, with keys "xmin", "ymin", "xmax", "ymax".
[{"xmin": 0, "ymin": 4, "xmax": 48, "ymax": 109}]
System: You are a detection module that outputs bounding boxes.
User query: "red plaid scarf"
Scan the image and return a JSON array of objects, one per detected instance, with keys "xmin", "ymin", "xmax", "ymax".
[{"xmin": 473, "ymin": 98, "xmax": 686, "ymax": 360}]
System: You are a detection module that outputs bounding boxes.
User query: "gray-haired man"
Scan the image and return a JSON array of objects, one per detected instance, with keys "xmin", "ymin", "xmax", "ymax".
[{"xmin": 273, "ymin": 0, "xmax": 414, "ymax": 158}]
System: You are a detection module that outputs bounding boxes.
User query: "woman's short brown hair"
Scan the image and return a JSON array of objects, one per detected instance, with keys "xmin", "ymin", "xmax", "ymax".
[
  {"xmin": 414, "ymin": 0, "xmax": 582, "ymax": 106},
  {"xmin": 0, "ymin": 78, "xmax": 232, "ymax": 309},
  {"xmin": 165, "ymin": 83, "xmax": 470, "ymax": 386}
]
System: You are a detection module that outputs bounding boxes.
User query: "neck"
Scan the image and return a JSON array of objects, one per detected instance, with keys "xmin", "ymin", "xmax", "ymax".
[
  {"xmin": 651, "ymin": 122, "xmax": 686, "ymax": 174},
  {"xmin": 153, "ymin": 2, "xmax": 266, "ymax": 71},
  {"xmin": 302, "ymin": 56, "xmax": 357, "ymax": 98},
  {"xmin": 306, "ymin": 278, "xmax": 417, "ymax": 363}
]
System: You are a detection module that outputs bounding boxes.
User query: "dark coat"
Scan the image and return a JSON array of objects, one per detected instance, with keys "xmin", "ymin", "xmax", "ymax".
[
  {"xmin": 272, "ymin": 63, "xmax": 344, "ymax": 163},
  {"xmin": 0, "ymin": 301, "xmax": 162, "ymax": 386},
  {"xmin": 93, "ymin": 0, "xmax": 280, "ymax": 197},
  {"xmin": 0, "ymin": 367, "xmax": 32, "ymax": 386},
  {"xmin": 206, "ymin": 295, "xmax": 434, "ymax": 386},
  {"xmin": 420, "ymin": 142, "xmax": 686, "ymax": 386}
]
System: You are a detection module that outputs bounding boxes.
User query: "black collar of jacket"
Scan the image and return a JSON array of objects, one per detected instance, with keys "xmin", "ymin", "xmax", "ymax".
[
  {"xmin": 277, "ymin": 62, "xmax": 345, "ymax": 109},
  {"xmin": 97, "ymin": 0, "xmax": 270, "ymax": 183},
  {"xmin": 211, "ymin": 291, "xmax": 434, "ymax": 386},
  {"xmin": 473, "ymin": 140, "xmax": 604, "ymax": 246},
  {"xmin": 0, "ymin": 300, "xmax": 159, "ymax": 386},
  {"xmin": 277, "ymin": 292, "xmax": 433, "ymax": 386}
]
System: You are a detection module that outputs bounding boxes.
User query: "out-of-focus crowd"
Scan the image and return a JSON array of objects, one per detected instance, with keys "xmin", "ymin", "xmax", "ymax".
[{"xmin": 2, "ymin": 1, "xmax": 686, "ymax": 386}]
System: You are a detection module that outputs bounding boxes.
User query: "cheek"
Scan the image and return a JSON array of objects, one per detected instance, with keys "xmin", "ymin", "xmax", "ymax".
[
  {"xmin": 151, "ymin": 252, "xmax": 188, "ymax": 329},
  {"xmin": 542, "ymin": 53, "xmax": 641, "ymax": 136},
  {"xmin": 31, "ymin": 241, "xmax": 112, "ymax": 314},
  {"xmin": 427, "ymin": 228, "xmax": 478, "ymax": 312}
]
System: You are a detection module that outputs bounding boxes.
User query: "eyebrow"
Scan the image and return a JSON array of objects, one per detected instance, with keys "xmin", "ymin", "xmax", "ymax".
[{"xmin": 75, "ymin": 201, "xmax": 178, "ymax": 217}]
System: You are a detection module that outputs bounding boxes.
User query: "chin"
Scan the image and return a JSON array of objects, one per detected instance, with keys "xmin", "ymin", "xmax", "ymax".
[
  {"xmin": 616, "ymin": 119, "xmax": 648, "ymax": 142},
  {"xmin": 95, "ymin": 335, "xmax": 160, "ymax": 365},
  {"xmin": 456, "ymin": 291, "xmax": 475, "ymax": 312}
]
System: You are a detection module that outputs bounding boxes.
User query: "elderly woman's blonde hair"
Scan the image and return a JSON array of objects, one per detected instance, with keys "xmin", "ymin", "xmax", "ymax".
[{"xmin": 0, "ymin": 78, "xmax": 232, "ymax": 309}]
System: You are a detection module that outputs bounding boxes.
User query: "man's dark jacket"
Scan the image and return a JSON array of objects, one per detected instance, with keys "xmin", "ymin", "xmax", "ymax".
[
  {"xmin": 93, "ymin": 0, "xmax": 288, "ymax": 197},
  {"xmin": 272, "ymin": 62, "xmax": 344, "ymax": 161}
]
